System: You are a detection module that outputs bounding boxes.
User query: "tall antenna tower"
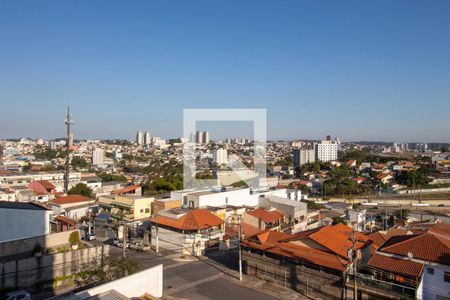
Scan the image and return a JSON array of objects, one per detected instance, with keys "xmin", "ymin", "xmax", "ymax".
[{"xmin": 64, "ymin": 106, "xmax": 73, "ymax": 193}]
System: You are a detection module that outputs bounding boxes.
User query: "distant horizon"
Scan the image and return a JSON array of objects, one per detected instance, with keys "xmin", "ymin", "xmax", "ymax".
[
  {"xmin": 1, "ymin": 1, "xmax": 449, "ymax": 142},
  {"xmin": 1, "ymin": 135, "xmax": 449, "ymax": 145}
]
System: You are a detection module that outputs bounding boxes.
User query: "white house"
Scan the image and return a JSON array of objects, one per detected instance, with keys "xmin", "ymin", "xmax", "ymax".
[
  {"xmin": 0, "ymin": 201, "xmax": 51, "ymax": 242},
  {"xmin": 368, "ymin": 223, "xmax": 450, "ymax": 300}
]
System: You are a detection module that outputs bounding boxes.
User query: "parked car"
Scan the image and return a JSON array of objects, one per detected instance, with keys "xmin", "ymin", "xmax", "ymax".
[
  {"xmin": 3, "ymin": 290, "xmax": 31, "ymax": 300},
  {"xmin": 106, "ymin": 238, "xmax": 130, "ymax": 248},
  {"xmin": 129, "ymin": 240, "xmax": 151, "ymax": 252},
  {"xmin": 83, "ymin": 233, "xmax": 96, "ymax": 241}
]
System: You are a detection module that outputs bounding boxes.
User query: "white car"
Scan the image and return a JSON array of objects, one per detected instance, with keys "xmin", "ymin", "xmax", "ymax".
[{"xmin": 4, "ymin": 290, "xmax": 31, "ymax": 300}]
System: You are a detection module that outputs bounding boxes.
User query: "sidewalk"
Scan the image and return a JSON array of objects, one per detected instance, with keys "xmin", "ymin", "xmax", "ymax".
[{"xmin": 201, "ymin": 255, "xmax": 312, "ymax": 300}]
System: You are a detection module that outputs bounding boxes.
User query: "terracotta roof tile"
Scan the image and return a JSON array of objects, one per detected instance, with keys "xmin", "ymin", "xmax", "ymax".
[
  {"xmin": 309, "ymin": 224, "xmax": 369, "ymax": 259},
  {"xmin": 150, "ymin": 209, "xmax": 224, "ymax": 231},
  {"xmin": 55, "ymin": 215, "xmax": 77, "ymax": 226},
  {"xmin": 242, "ymin": 233, "xmax": 348, "ymax": 272},
  {"xmin": 379, "ymin": 233, "xmax": 450, "ymax": 265},
  {"xmin": 368, "ymin": 254, "xmax": 424, "ymax": 279},
  {"xmin": 428, "ymin": 222, "xmax": 450, "ymax": 239},
  {"xmin": 111, "ymin": 185, "xmax": 141, "ymax": 195},
  {"xmin": 52, "ymin": 195, "xmax": 90, "ymax": 205},
  {"xmin": 366, "ymin": 231, "xmax": 389, "ymax": 249},
  {"xmin": 36, "ymin": 180, "xmax": 56, "ymax": 190},
  {"xmin": 246, "ymin": 209, "xmax": 283, "ymax": 223}
]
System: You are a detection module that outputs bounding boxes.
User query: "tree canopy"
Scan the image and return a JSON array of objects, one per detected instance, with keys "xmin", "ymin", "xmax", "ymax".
[{"xmin": 68, "ymin": 183, "xmax": 93, "ymax": 198}]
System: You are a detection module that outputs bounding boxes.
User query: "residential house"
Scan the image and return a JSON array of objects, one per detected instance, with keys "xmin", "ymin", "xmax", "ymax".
[
  {"xmin": 346, "ymin": 209, "xmax": 367, "ymax": 232},
  {"xmin": 258, "ymin": 195, "xmax": 308, "ymax": 233},
  {"xmin": 366, "ymin": 223, "xmax": 450, "ymax": 300},
  {"xmin": 244, "ymin": 208, "xmax": 283, "ymax": 231},
  {"xmin": 150, "ymin": 208, "xmax": 224, "ymax": 255},
  {"xmin": 99, "ymin": 195, "xmax": 154, "ymax": 221},
  {"xmin": 111, "ymin": 185, "xmax": 142, "ymax": 196},
  {"xmin": 0, "ymin": 188, "xmax": 16, "ymax": 202},
  {"xmin": 0, "ymin": 201, "xmax": 51, "ymax": 242},
  {"xmin": 53, "ymin": 215, "xmax": 77, "ymax": 232},
  {"xmin": 50, "ymin": 195, "xmax": 94, "ymax": 220},
  {"xmin": 241, "ymin": 224, "xmax": 373, "ymax": 299},
  {"xmin": 154, "ymin": 198, "xmax": 182, "ymax": 214},
  {"xmin": 28, "ymin": 180, "xmax": 56, "ymax": 195},
  {"xmin": 377, "ymin": 173, "xmax": 394, "ymax": 185}
]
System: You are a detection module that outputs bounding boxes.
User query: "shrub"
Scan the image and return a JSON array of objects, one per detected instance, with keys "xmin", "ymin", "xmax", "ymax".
[
  {"xmin": 33, "ymin": 242, "xmax": 43, "ymax": 253},
  {"xmin": 69, "ymin": 231, "xmax": 80, "ymax": 245}
]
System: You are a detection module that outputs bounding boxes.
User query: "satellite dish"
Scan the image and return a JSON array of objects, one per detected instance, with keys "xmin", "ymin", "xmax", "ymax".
[{"xmin": 407, "ymin": 252, "xmax": 414, "ymax": 259}]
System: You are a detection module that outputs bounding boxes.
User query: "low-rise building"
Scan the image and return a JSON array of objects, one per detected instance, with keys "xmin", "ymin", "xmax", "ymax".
[
  {"xmin": 50, "ymin": 195, "xmax": 94, "ymax": 219},
  {"xmin": 258, "ymin": 195, "xmax": 308, "ymax": 233},
  {"xmin": 366, "ymin": 223, "xmax": 450, "ymax": 300},
  {"xmin": 99, "ymin": 195, "xmax": 154, "ymax": 221},
  {"xmin": 154, "ymin": 198, "xmax": 182, "ymax": 214},
  {"xmin": 244, "ymin": 208, "xmax": 283, "ymax": 231},
  {"xmin": 150, "ymin": 208, "xmax": 224, "ymax": 255},
  {"xmin": 0, "ymin": 201, "xmax": 52, "ymax": 242}
]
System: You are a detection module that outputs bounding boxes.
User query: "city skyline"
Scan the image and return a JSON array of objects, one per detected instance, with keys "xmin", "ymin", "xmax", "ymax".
[{"xmin": 1, "ymin": 1, "xmax": 450, "ymax": 142}]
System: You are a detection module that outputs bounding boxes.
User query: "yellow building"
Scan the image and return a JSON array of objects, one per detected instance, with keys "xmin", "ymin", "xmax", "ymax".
[{"xmin": 99, "ymin": 195, "xmax": 155, "ymax": 221}]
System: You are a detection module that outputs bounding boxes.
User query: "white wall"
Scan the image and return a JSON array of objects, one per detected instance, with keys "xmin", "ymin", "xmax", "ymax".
[
  {"xmin": 0, "ymin": 208, "xmax": 50, "ymax": 242},
  {"xmin": 197, "ymin": 188, "xmax": 257, "ymax": 207},
  {"xmin": 422, "ymin": 263, "xmax": 450, "ymax": 299},
  {"xmin": 77, "ymin": 264, "xmax": 163, "ymax": 298}
]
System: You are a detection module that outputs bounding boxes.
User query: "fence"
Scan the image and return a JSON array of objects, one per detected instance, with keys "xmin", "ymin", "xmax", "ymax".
[
  {"xmin": 243, "ymin": 251, "xmax": 345, "ymax": 300},
  {"xmin": 0, "ymin": 244, "xmax": 109, "ymax": 291},
  {"xmin": 0, "ymin": 230, "xmax": 79, "ymax": 259}
]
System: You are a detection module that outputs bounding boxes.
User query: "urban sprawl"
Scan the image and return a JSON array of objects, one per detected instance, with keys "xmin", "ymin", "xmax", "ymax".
[{"xmin": 1, "ymin": 115, "xmax": 450, "ymax": 300}]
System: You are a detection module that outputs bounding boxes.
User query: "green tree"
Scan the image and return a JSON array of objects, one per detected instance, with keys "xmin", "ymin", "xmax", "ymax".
[
  {"xmin": 75, "ymin": 256, "xmax": 139, "ymax": 286},
  {"xmin": 232, "ymin": 180, "xmax": 249, "ymax": 188},
  {"xmin": 395, "ymin": 209, "xmax": 410, "ymax": 221},
  {"xmin": 97, "ymin": 172, "xmax": 127, "ymax": 182},
  {"xmin": 68, "ymin": 183, "xmax": 93, "ymax": 198},
  {"xmin": 71, "ymin": 157, "xmax": 88, "ymax": 170},
  {"xmin": 332, "ymin": 216, "xmax": 346, "ymax": 225}
]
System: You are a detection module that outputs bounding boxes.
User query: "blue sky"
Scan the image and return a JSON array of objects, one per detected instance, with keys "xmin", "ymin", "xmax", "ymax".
[{"xmin": 0, "ymin": 1, "xmax": 449, "ymax": 142}]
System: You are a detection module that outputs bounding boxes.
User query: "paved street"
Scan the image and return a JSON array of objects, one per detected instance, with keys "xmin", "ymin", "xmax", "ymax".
[{"xmin": 33, "ymin": 224, "xmax": 303, "ymax": 300}]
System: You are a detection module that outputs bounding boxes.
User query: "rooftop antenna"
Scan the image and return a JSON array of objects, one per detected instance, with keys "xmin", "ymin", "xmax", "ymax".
[{"xmin": 64, "ymin": 106, "xmax": 73, "ymax": 193}]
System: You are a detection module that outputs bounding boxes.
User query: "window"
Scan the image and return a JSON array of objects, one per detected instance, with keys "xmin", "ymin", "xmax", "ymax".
[
  {"xmin": 427, "ymin": 267, "xmax": 434, "ymax": 275},
  {"xmin": 444, "ymin": 272, "xmax": 450, "ymax": 283},
  {"xmin": 145, "ymin": 208, "xmax": 150, "ymax": 213},
  {"xmin": 140, "ymin": 209, "xmax": 144, "ymax": 213}
]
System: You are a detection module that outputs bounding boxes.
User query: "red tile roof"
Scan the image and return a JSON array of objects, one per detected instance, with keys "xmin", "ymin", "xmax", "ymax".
[
  {"xmin": 224, "ymin": 223, "xmax": 262, "ymax": 240},
  {"xmin": 55, "ymin": 215, "xmax": 77, "ymax": 226},
  {"xmin": 368, "ymin": 254, "xmax": 424, "ymax": 279},
  {"xmin": 309, "ymin": 223, "xmax": 370, "ymax": 259},
  {"xmin": 36, "ymin": 180, "xmax": 56, "ymax": 190},
  {"xmin": 52, "ymin": 195, "xmax": 90, "ymax": 205},
  {"xmin": 366, "ymin": 231, "xmax": 389, "ymax": 249},
  {"xmin": 379, "ymin": 233, "xmax": 450, "ymax": 265},
  {"xmin": 150, "ymin": 209, "xmax": 224, "ymax": 231},
  {"xmin": 385, "ymin": 228, "xmax": 411, "ymax": 237},
  {"xmin": 242, "ymin": 231, "xmax": 348, "ymax": 272},
  {"xmin": 428, "ymin": 222, "xmax": 450, "ymax": 239},
  {"xmin": 111, "ymin": 185, "xmax": 141, "ymax": 195},
  {"xmin": 246, "ymin": 209, "xmax": 283, "ymax": 223}
]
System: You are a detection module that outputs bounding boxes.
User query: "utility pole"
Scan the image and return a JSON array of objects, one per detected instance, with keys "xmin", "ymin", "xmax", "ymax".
[
  {"xmin": 238, "ymin": 214, "xmax": 243, "ymax": 281},
  {"xmin": 155, "ymin": 218, "xmax": 159, "ymax": 253},
  {"xmin": 226, "ymin": 214, "xmax": 243, "ymax": 281},
  {"xmin": 349, "ymin": 229, "xmax": 358, "ymax": 300},
  {"xmin": 64, "ymin": 106, "xmax": 73, "ymax": 194},
  {"xmin": 122, "ymin": 222, "xmax": 127, "ymax": 258}
]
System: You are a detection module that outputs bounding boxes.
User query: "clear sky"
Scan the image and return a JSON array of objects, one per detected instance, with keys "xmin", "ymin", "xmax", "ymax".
[{"xmin": 1, "ymin": 1, "xmax": 449, "ymax": 142}]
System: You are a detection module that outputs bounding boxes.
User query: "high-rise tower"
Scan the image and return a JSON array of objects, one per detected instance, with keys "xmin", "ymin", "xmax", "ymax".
[
  {"xmin": 144, "ymin": 131, "xmax": 151, "ymax": 145},
  {"xmin": 64, "ymin": 107, "xmax": 73, "ymax": 193},
  {"xmin": 136, "ymin": 131, "xmax": 143, "ymax": 145}
]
